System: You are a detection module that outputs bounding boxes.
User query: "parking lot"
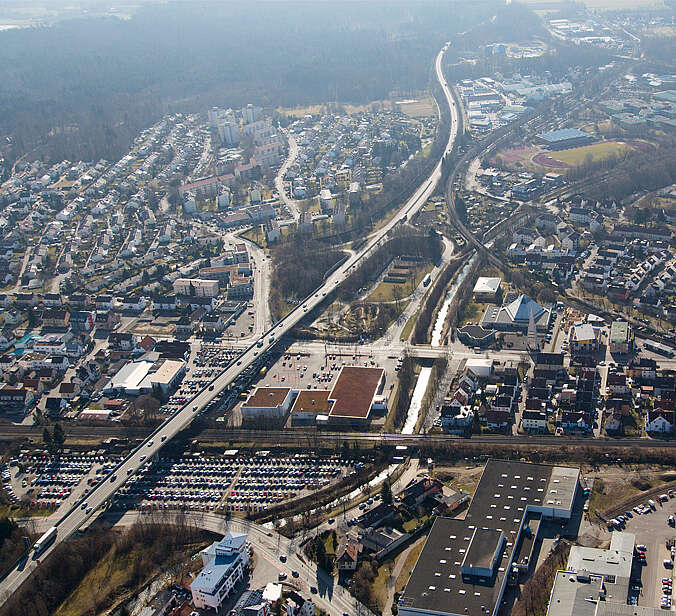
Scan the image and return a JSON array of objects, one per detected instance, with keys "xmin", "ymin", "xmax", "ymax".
[
  {"xmin": 111, "ymin": 453, "xmax": 355, "ymax": 514},
  {"xmin": 237, "ymin": 345, "xmax": 397, "ymax": 428},
  {"xmin": 4, "ymin": 453, "xmax": 121, "ymax": 512},
  {"xmin": 619, "ymin": 494, "xmax": 676, "ymax": 610},
  {"xmin": 221, "ymin": 306, "xmax": 257, "ymax": 340},
  {"xmin": 160, "ymin": 345, "xmax": 243, "ymax": 416}
]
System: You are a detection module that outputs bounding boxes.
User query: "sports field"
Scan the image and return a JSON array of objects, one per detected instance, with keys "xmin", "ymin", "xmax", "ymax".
[{"xmin": 547, "ymin": 141, "xmax": 633, "ymax": 166}]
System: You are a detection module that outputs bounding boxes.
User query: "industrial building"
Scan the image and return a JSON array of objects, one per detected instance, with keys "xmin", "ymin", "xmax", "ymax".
[
  {"xmin": 398, "ymin": 460, "xmax": 579, "ymax": 616},
  {"xmin": 244, "ymin": 366, "xmax": 385, "ymax": 426},
  {"xmin": 535, "ymin": 128, "xmax": 595, "ymax": 150},
  {"xmin": 103, "ymin": 356, "xmax": 185, "ymax": 396},
  {"xmin": 472, "ymin": 277, "xmax": 502, "ymax": 302},
  {"xmin": 545, "ymin": 532, "xmax": 661, "ymax": 615}
]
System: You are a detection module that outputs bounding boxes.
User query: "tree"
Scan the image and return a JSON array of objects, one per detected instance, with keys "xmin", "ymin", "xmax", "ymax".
[
  {"xmin": 52, "ymin": 423, "xmax": 65, "ymax": 450},
  {"xmin": 42, "ymin": 428, "xmax": 53, "ymax": 454},
  {"xmin": 381, "ymin": 480, "xmax": 393, "ymax": 505}
]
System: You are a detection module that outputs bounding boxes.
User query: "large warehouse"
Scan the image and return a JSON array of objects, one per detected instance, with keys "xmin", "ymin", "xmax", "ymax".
[
  {"xmin": 398, "ymin": 460, "xmax": 579, "ymax": 616},
  {"xmin": 103, "ymin": 357, "xmax": 186, "ymax": 396},
  {"xmin": 535, "ymin": 128, "xmax": 595, "ymax": 150},
  {"xmin": 242, "ymin": 366, "xmax": 385, "ymax": 426}
]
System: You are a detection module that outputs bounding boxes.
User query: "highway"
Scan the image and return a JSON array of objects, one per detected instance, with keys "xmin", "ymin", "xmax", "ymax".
[{"xmin": 0, "ymin": 42, "xmax": 460, "ymax": 605}]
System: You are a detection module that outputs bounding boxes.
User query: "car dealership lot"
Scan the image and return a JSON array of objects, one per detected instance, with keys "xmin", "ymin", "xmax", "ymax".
[
  {"xmin": 111, "ymin": 453, "xmax": 356, "ymax": 513},
  {"xmin": 620, "ymin": 495, "xmax": 676, "ymax": 610}
]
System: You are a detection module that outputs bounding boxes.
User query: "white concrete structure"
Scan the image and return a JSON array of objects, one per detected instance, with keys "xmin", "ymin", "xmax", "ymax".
[
  {"xmin": 191, "ymin": 531, "xmax": 250, "ymax": 611},
  {"xmin": 241, "ymin": 387, "xmax": 296, "ymax": 422}
]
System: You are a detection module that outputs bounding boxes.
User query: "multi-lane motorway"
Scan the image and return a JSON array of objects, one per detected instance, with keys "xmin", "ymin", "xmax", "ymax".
[{"xmin": 0, "ymin": 42, "xmax": 459, "ymax": 605}]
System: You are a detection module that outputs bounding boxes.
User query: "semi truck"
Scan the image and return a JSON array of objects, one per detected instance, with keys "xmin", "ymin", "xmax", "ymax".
[{"xmin": 33, "ymin": 526, "xmax": 57, "ymax": 559}]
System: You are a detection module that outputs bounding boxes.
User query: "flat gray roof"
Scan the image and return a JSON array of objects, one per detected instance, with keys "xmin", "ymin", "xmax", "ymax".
[
  {"xmin": 462, "ymin": 527, "xmax": 503, "ymax": 572},
  {"xmin": 399, "ymin": 460, "xmax": 579, "ymax": 616}
]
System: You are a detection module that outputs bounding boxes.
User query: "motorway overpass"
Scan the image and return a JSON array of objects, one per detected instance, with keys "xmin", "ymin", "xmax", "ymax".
[{"xmin": 0, "ymin": 42, "xmax": 461, "ymax": 604}]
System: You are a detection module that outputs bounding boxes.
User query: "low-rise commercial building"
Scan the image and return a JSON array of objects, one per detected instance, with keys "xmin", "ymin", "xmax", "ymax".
[
  {"xmin": 609, "ymin": 320, "xmax": 633, "ymax": 355},
  {"xmin": 191, "ymin": 531, "xmax": 250, "ymax": 611}
]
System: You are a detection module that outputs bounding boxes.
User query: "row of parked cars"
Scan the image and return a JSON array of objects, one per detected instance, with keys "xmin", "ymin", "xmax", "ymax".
[
  {"xmin": 3, "ymin": 454, "xmax": 122, "ymax": 511},
  {"xmin": 661, "ymin": 577, "xmax": 672, "ymax": 610},
  {"xmin": 108, "ymin": 454, "xmax": 352, "ymax": 512},
  {"xmin": 1, "ymin": 464, "xmax": 19, "ymax": 505}
]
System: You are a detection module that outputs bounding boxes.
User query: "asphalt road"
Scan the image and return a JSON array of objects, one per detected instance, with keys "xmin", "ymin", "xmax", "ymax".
[
  {"xmin": 0, "ymin": 41, "xmax": 459, "ymax": 606},
  {"xmin": 275, "ymin": 128, "xmax": 301, "ymax": 223},
  {"xmin": 24, "ymin": 511, "xmax": 376, "ymax": 616}
]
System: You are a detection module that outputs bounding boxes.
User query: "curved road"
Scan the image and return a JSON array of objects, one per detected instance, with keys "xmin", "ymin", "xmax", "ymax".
[
  {"xmin": 23, "ymin": 512, "xmax": 374, "ymax": 616},
  {"xmin": 0, "ymin": 42, "xmax": 459, "ymax": 606},
  {"xmin": 275, "ymin": 128, "xmax": 301, "ymax": 222}
]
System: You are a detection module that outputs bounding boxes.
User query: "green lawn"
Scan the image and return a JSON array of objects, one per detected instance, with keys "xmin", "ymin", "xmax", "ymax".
[
  {"xmin": 366, "ymin": 264, "xmax": 432, "ymax": 303},
  {"xmin": 551, "ymin": 141, "xmax": 634, "ymax": 166},
  {"xmin": 400, "ymin": 309, "xmax": 419, "ymax": 342},
  {"xmin": 395, "ymin": 542, "xmax": 424, "ymax": 594},
  {"xmin": 240, "ymin": 226, "xmax": 266, "ymax": 247}
]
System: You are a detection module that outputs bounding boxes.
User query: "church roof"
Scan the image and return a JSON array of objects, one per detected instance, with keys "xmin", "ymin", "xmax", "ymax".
[{"xmin": 504, "ymin": 294, "xmax": 545, "ymax": 322}]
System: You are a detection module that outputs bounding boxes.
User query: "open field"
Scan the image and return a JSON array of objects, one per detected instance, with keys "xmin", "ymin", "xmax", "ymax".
[
  {"xmin": 240, "ymin": 226, "xmax": 266, "ymax": 248},
  {"xmin": 397, "ymin": 97, "xmax": 437, "ymax": 118},
  {"xmin": 279, "ymin": 101, "xmax": 387, "ymax": 118},
  {"xmin": 366, "ymin": 263, "xmax": 433, "ymax": 303},
  {"xmin": 548, "ymin": 141, "xmax": 634, "ymax": 166}
]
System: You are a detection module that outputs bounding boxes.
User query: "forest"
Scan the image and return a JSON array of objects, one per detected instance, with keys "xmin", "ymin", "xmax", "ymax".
[{"xmin": 0, "ymin": 0, "xmax": 498, "ymax": 163}]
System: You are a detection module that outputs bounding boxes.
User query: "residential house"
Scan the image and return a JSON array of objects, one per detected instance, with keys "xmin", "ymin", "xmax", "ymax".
[
  {"xmin": 645, "ymin": 410, "xmax": 674, "ymax": 433},
  {"xmin": 121, "ymin": 296, "xmax": 146, "ymax": 312},
  {"xmin": 628, "ymin": 358, "xmax": 657, "ymax": 381},
  {"xmin": 42, "ymin": 309, "xmax": 70, "ymax": 328},
  {"xmin": 70, "ymin": 310, "xmax": 94, "ymax": 332},
  {"xmin": 202, "ymin": 313, "xmax": 225, "ymax": 332},
  {"xmin": 336, "ymin": 539, "xmax": 360, "ymax": 571},
  {"xmin": 285, "ymin": 592, "xmax": 314, "ymax": 616},
  {"xmin": 0, "ymin": 330, "xmax": 15, "ymax": 351},
  {"xmin": 58, "ymin": 382, "xmax": 80, "ymax": 399},
  {"xmin": 484, "ymin": 409, "xmax": 510, "ymax": 429},
  {"xmin": 43, "ymin": 293, "xmax": 63, "ymax": 307},
  {"xmin": 0, "ymin": 384, "xmax": 34, "ymax": 414},
  {"xmin": 522, "ymin": 410, "xmax": 547, "ymax": 432},
  {"xmin": 108, "ymin": 332, "xmax": 136, "ymax": 351},
  {"xmin": 400, "ymin": 478, "xmax": 443, "ymax": 509},
  {"xmin": 606, "ymin": 373, "xmax": 629, "ymax": 396}
]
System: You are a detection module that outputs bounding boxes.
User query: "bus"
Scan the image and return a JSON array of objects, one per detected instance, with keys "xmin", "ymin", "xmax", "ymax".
[{"xmin": 33, "ymin": 526, "xmax": 57, "ymax": 559}]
